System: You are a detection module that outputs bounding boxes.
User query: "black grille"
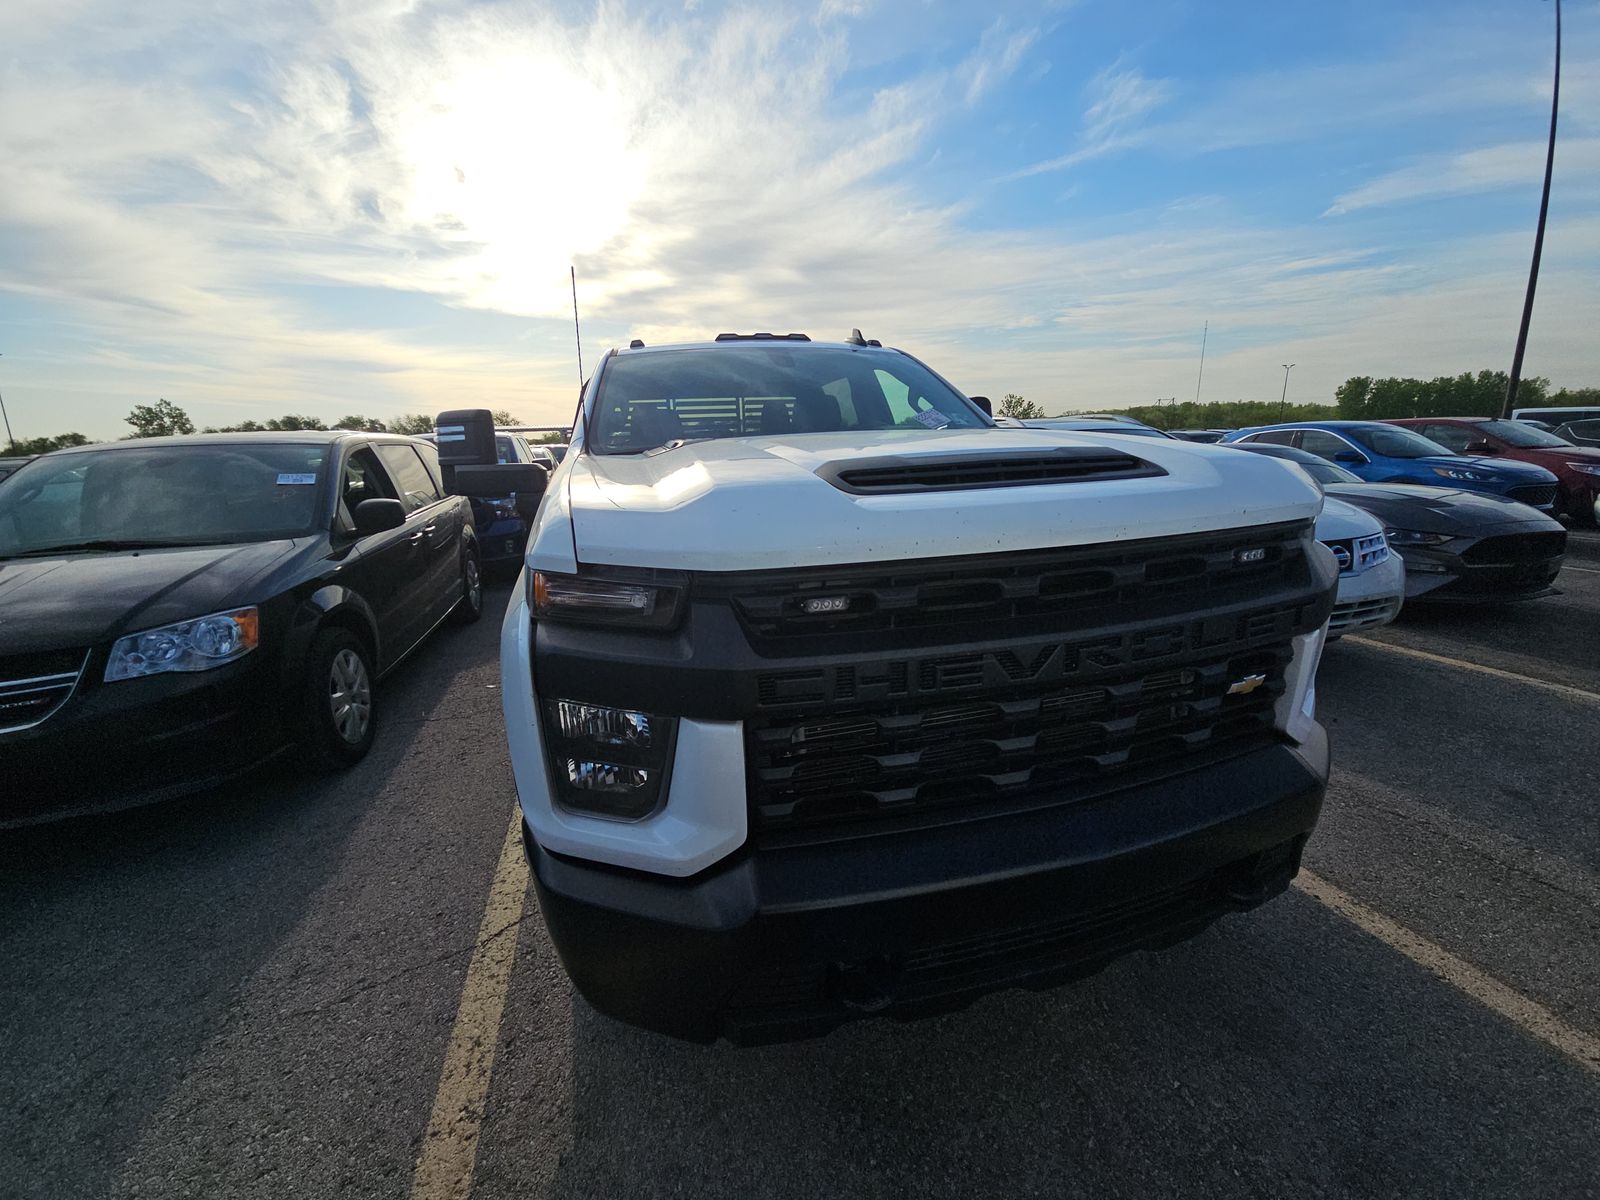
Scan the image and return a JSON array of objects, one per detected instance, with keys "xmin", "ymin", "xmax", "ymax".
[
  {"xmin": 1461, "ymin": 531, "xmax": 1566, "ymax": 565},
  {"xmin": 822, "ymin": 448, "xmax": 1163, "ymax": 494},
  {"xmin": 0, "ymin": 648, "xmax": 87, "ymax": 732},
  {"xmin": 746, "ymin": 641, "xmax": 1290, "ymax": 834},
  {"xmin": 701, "ymin": 521, "xmax": 1310, "ymax": 653},
  {"xmin": 1505, "ymin": 483, "xmax": 1557, "ymax": 508}
]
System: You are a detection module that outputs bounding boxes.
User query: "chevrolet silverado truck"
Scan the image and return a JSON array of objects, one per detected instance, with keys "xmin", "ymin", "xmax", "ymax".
[{"xmin": 483, "ymin": 333, "xmax": 1337, "ymax": 1043}]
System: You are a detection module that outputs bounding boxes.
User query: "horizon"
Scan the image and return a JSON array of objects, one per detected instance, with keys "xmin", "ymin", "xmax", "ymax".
[{"xmin": 2, "ymin": 0, "xmax": 1595, "ymax": 442}]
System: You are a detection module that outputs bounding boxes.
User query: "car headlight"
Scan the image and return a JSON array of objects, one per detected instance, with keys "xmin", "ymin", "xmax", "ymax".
[
  {"xmin": 530, "ymin": 569, "xmax": 685, "ymax": 629},
  {"xmin": 1565, "ymin": 462, "xmax": 1600, "ymax": 478},
  {"xmin": 1431, "ymin": 466, "xmax": 1489, "ymax": 482},
  {"xmin": 104, "ymin": 607, "xmax": 260, "ymax": 682},
  {"xmin": 1383, "ymin": 528, "xmax": 1450, "ymax": 546}
]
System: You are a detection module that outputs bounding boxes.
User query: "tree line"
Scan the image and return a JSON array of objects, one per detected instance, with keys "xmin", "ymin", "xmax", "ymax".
[{"xmin": 7, "ymin": 402, "xmax": 565, "ymax": 454}]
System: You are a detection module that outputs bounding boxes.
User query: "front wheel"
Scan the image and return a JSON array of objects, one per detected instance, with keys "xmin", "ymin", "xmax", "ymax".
[
  {"xmin": 301, "ymin": 628, "xmax": 376, "ymax": 771},
  {"xmin": 453, "ymin": 543, "xmax": 484, "ymax": 625}
]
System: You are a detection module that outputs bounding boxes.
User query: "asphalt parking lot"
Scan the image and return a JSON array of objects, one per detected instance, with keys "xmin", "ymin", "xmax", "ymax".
[{"xmin": 3, "ymin": 534, "xmax": 1598, "ymax": 1200}]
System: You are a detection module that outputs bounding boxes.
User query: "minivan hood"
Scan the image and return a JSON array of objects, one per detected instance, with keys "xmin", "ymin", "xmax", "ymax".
[
  {"xmin": 562, "ymin": 430, "xmax": 1323, "ymax": 571},
  {"xmin": 0, "ymin": 540, "xmax": 299, "ymax": 654}
]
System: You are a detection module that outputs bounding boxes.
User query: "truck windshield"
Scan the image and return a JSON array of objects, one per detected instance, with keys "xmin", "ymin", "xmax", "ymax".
[
  {"xmin": 589, "ymin": 345, "xmax": 989, "ymax": 454},
  {"xmin": 0, "ymin": 443, "xmax": 329, "ymax": 556}
]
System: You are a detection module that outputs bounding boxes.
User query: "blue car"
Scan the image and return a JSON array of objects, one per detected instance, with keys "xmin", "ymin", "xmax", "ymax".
[
  {"xmin": 1224, "ymin": 421, "xmax": 1559, "ymax": 512},
  {"xmin": 423, "ymin": 431, "xmax": 550, "ymax": 568}
]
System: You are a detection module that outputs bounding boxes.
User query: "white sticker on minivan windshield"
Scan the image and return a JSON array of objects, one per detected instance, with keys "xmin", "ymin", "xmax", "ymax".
[
  {"xmin": 914, "ymin": 410, "xmax": 951, "ymax": 429},
  {"xmin": 277, "ymin": 473, "xmax": 317, "ymax": 485}
]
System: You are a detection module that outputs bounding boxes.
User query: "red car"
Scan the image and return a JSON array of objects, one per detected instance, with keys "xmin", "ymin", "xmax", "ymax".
[{"xmin": 1386, "ymin": 417, "xmax": 1600, "ymax": 526}]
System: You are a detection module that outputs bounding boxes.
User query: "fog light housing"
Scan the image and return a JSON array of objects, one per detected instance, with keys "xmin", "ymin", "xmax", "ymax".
[{"xmin": 543, "ymin": 699, "xmax": 674, "ymax": 819}]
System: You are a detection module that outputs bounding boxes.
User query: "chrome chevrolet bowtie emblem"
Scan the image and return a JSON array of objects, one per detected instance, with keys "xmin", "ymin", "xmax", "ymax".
[{"xmin": 1227, "ymin": 673, "xmax": 1267, "ymax": 696}]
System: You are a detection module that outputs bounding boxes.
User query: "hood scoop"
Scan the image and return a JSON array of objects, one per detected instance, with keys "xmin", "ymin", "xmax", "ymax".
[{"xmin": 819, "ymin": 447, "xmax": 1165, "ymax": 494}]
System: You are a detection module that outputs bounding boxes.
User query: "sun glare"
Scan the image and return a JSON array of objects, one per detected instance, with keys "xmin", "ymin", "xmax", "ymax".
[{"xmin": 395, "ymin": 49, "xmax": 646, "ymax": 314}]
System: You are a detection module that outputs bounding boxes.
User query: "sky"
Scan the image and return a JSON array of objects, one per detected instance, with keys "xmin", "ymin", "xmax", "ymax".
[{"xmin": 0, "ymin": 0, "xmax": 1596, "ymax": 439}]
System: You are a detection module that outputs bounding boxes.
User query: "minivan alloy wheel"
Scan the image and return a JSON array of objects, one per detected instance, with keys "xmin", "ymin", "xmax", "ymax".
[{"xmin": 329, "ymin": 648, "xmax": 372, "ymax": 744}]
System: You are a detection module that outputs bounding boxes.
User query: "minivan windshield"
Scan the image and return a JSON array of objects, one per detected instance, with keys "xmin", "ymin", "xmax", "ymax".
[
  {"xmin": 0, "ymin": 443, "xmax": 329, "ymax": 557},
  {"xmin": 1348, "ymin": 425, "xmax": 1453, "ymax": 459},
  {"xmin": 590, "ymin": 345, "xmax": 989, "ymax": 454}
]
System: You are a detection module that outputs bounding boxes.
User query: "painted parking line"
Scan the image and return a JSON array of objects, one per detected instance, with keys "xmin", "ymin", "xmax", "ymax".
[
  {"xmin": 1346, "ymin": 636, "xmax": 1600, "ymax": 705},
  {"xmin": 1562, "ymin": 564, "xmax": 1600, "ymax": 575},
  {"xmin": 1295, "ymin": 870, "xmax": 1600, "ymax": 1076},
  {"xmin": 411, "ymin": 810, "xmax": 530, "ymax": 1200}
]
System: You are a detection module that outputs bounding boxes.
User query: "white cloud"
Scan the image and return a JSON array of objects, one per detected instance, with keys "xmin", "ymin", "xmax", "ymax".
[
  {"xmin": 961, "ymin": 20, "xmax": 1041, "ymax": 107},
  {"xmin": 1009, "ymin": 62, "xmax": 1171, "ymax": 177},
  {"xmin": 1325, "ymin": 138, "xmax": 1600, "ymax": 215}
]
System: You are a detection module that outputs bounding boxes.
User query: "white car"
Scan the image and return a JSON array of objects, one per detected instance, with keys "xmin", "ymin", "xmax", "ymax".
[
  {"xmin": 482, "ymin": 333, "xmax": 1338, "ymax": 1042},
  {"xmin": 1317, "ymin": 496, "xmax": 1404, "ymax": 636}
]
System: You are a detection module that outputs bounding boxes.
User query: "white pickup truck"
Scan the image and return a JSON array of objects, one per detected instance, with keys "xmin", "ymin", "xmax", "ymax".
[{"xmin": 478, "ymin": 333, "xmax": 1337, "ymax": 1042}]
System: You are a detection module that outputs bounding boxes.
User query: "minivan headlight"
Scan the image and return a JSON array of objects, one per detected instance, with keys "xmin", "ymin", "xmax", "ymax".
[{"xmin": 105, "ymin": 607, "xmax": 260, "ymax": 681}]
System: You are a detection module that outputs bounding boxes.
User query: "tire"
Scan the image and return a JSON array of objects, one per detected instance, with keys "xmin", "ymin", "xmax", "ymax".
[
  {"xmin": 301, "ymin": 628, "xmax": 376, "ymax": 771},
  {"xmin": 453, "ymin": 542, "xmax": 484, "ymax": 625}
]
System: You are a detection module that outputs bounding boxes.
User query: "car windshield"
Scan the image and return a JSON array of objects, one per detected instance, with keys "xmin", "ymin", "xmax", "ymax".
[
  {"xmin": 0, "ymin": 443, "xmax": 329, "ymax": 556},
  {"xmin": 589, "ymin": 345, "xmax": 988, "ymax": 454},
  {"xmin": 1298, "ymin": 460, "xmax": 1363, "ymax": 485},
  {"xmin": 1025, "ymin": 420, "xmax": 1172, "ymax": 438},
  {"xmin": 1349, "ymin": 425, "xmax": 1452, "ymax": 459},
  {"xmin": 1479, "ymin": 419, "xmax": 1572, "ymax": 448}
]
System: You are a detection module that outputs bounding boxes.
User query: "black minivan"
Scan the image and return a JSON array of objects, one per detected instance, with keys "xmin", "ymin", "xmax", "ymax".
[{"xmin": 0, "ymin": 431, "xmax": 536, "ymax": 827}]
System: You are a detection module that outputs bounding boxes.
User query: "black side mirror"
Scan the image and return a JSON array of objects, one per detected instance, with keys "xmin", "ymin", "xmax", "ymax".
[
  {"xmin": 450, "ymin": 463, "xmax": 549, "ymax": 499},
  {"xmin": 1331, "ymin": 450, "xmax": 1368, "ymax": 466},
  {"xmin": 354, "ymin": 497, "xmax": 407, "ymax": 535},
  {"xmin": 969, "ymin": 395, "xmax": 993, "ymax": 418},
  {"xmin": 1464, "ymin": 441, "xmax": 1498, "ymax": 455}
]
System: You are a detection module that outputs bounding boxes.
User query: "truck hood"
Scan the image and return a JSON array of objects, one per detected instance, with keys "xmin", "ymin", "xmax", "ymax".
[
  {"xmin": 0, "ymin": 540, "xmax": 299, "ymax": 655},
  {"xmin": 562, "ymin": 430, "xmax": 1323, "ymax": 571}
]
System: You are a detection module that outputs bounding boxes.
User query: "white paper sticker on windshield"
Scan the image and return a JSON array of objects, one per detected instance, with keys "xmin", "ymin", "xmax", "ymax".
[
  {"xmin": 276, "ymin": 473, "xmax": 317, "ymax": 485},
  {"xmin": 914, "ymin": 410, "xmax": 951, "ymax": 429}
]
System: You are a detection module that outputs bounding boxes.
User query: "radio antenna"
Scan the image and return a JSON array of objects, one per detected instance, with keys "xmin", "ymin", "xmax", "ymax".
[
  {"xmin": 570, "ymin": 266, "xmax": 585, "ymax": 387},
  {"xmin": 1194, "ymin": 319, "xmax": 1208, "ymax": 404}
]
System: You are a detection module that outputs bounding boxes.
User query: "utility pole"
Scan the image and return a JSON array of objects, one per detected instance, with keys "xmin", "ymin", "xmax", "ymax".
[
  {"xmin": 1502, "ymin": 0, "xmax": 1561, "ymax": 419},
  {"xmin": 0, "ymin": 353, "xmax": 15, "ymax": 452},
  {"xmin": 1154, "ymin": 397, "xmax": 1176, "ymax": 429},
  {"xmin": 1279, "ymin": 363, "xmax": 1296, "ymax": 420},
  {"xmin": 1194, "ymin": 321, "xmax": 1208, "ymax": 405}
]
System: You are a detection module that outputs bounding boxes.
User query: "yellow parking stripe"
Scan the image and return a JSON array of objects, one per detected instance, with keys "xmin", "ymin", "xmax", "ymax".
[
  {"xmin": 1295, "ymin": 870, "xmax": 1600, "ymax": 1076},
  {"xmin": 1346, "ymin": 636, "xmax": 1600, "ymax": 705},
  {"xmin": 410, "ymin": 810, "xmax": 530, "ymax": 1200}
]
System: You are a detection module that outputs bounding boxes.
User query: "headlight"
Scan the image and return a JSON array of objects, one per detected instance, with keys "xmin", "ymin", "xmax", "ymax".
[
  {"xmin": 1383, "ymin": 528, "xmax": 1450, "ymax": 546},
  {"xmin": 104, "ymin": 607, "xmax": 260, "ymax": 682},
  {"xmin": 530, "ymin": 569, "xmax": 684, "ymax": 629},
  {"xmin": 543, "ymin": 699, "xmax": 673, "ymax": 819},
  {"xmin": 1565, "ymin": 462, "xmax": 1600, "ymax": 478},
  {"xmin": 1431, "ymin": 466, "xmax": 1488, "ymax": 482}
]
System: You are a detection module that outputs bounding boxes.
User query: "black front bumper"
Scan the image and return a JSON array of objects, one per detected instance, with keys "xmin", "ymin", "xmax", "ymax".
[
  {"xmin": 528, "ymin": 724, "xmax": 1328, "ymax": 1044},
  {"xmin": 0, "ymin": 652, "xmax": 292, "ymax": 828}
]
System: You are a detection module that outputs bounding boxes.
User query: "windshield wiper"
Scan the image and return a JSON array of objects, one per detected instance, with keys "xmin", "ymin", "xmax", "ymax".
[{"xmin": 3, "ymin": 538, "xmax": 228, "ymax": 559}]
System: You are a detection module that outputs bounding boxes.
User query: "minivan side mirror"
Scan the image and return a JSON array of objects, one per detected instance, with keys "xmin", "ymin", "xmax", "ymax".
[
  {"xmin": 1464, "ymin": 440, "xmax": 1499, "ymax": 455},
  {"xmin": 354, "ymin": 497, "xmax": 407, "ymax": 535},
  {"xmin": 1331, "ymin": 450, "xmax": 1368, "ymax": 466},
  {"xmin": 969, "ymin": 395, "xmax": 994, "ymax": 418},
  {"xmin": 450, "ymin": 462, "xmax": 549, "ymax": 499}
]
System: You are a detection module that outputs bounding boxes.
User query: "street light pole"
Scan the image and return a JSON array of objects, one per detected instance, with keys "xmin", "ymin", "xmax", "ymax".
[
  {"xmin": 1502, "ymin": 0, "xmax": 1561, "ymax": 420},
  {"xmin": 1279, "ymin": 363, "xmax": 1296, "ymax": 419},
  {"xmin": 0, "ymin": 353, "xmax": 15, "ymax": 452}
]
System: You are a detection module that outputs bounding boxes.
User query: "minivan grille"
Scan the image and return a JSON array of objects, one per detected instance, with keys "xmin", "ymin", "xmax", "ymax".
[
  {"xmin": 0, "ymin": 649, "xmax": 88, "ymax": 733},
  {"xmin": 699, "ymin": 521, "xmax": 1312, "ymax": 654},
  {"xmin": 746, "ymin": 639, "xmax": 1291, "ymax": 835}
]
